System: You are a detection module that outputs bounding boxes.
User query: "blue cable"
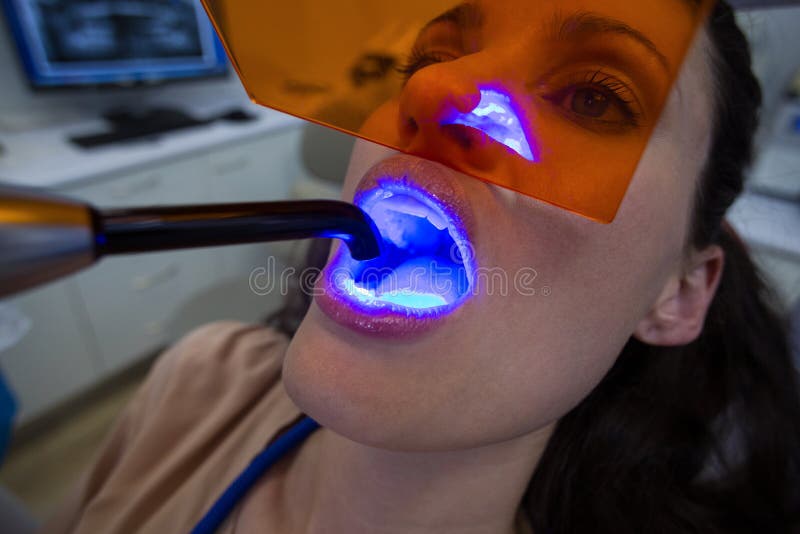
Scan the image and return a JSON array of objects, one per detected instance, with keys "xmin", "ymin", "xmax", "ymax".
[{"xmin": 190, "ymin": 415, "xmax": 321, "ymax": 534}]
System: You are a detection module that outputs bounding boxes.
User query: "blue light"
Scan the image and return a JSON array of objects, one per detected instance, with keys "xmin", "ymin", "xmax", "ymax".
[
  {"xmin": 379, "ymin": 291, "xmax": 448, "ymax": 308},
  {"xmin": 443, "ymin": 88, "xmax": 536, "ymax": 161},
  {"xmin": 341, "ymin": 279, "xmax": 448, "ymax": 310},
  {"xmin": 328, "ymin": 185, "xmax": 475, "ymax": 316}
]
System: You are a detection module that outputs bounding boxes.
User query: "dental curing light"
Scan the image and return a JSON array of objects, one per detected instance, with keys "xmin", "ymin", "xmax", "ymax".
[{"xmin": 0, "ymin": 184, "xmax": 381, "ymax": 299}]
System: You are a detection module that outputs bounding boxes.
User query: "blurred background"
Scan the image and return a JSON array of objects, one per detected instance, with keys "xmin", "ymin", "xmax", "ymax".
[{"xmin": 0, "ymin": 1, "xmax": 797, "ymax": 531}]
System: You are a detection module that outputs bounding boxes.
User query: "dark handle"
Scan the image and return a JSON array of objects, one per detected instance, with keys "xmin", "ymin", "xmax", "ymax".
[{"xmin": 96, "ymin": 200, "xmax": 381, "ymax": 261}]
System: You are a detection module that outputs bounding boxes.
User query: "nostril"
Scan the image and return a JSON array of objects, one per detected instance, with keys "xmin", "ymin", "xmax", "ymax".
[
  {"xmin": 441, "ymin": 124, "xmax": 474, "ymax": 151},
  {"xmin": 398, "ymin": 114, "xmax": 419, "ymax": 144},
  {"xmin": 398, "ymin": 71, "xmax": 482, "ymax": 145}
]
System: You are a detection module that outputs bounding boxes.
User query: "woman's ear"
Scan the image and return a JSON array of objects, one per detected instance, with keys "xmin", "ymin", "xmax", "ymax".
[{"xmin": 634, "ymin": 245, "xmax": 724, "ymax": 346}]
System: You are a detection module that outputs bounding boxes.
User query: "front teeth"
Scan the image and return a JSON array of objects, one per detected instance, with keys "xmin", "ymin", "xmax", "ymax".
[
  {"xmin": 371, "ymin": 192, "xmax": 449, "ymax": 231},
  {"xmin": 424, "ymin": 211, "xmax": 448, "ymax": 231}
]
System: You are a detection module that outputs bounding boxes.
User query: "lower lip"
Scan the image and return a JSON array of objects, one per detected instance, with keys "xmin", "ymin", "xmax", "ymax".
[{"xmin": 314, "ymin": 247, "xmax": 472, "ymax": 338}]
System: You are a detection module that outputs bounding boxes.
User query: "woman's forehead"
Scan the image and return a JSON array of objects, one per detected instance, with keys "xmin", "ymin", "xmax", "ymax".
[{"xmin": 431, "ymin": 0, "xmax": 700, "ymax": 74}]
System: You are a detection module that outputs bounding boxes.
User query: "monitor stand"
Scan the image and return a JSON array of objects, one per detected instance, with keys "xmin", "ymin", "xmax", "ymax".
[{"xmin": 69, "ymin": 106, "xmax": 256, "ymax": 149}]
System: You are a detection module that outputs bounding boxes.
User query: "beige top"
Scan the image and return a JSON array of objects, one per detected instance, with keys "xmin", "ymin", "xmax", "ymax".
[{"xmin": 42, "ymin": 321, "xmax": 534, "ymax": 534}]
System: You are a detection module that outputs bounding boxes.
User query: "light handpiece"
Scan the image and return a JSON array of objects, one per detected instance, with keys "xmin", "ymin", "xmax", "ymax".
[{"xmin": 0, "ymin": 184, "xmax": 381, "ymax": 299}]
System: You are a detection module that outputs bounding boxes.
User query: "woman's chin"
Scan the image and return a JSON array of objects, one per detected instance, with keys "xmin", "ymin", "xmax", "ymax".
[
  {"xmin": 282, "ymin": 304, "xmax": 476, "ymax": 451},
  {"xmin": 282, "ymin": 306, "xmax": 405, "ymax": 447}
]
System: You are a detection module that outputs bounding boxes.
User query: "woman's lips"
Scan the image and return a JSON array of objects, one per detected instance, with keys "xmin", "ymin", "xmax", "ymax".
[{"xmin": 314, "ymin": 154, "xmax": 479, "ymax": 338}]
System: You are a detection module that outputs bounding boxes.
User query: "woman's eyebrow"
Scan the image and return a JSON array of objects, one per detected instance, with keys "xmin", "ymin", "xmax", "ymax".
[
  {"xmin": 552, "ymin": 11, "xmax": 671, "ymax": 72},
  {"xmin": 421, "ymin": 2, "xmax": 483, "ymax": 33}
]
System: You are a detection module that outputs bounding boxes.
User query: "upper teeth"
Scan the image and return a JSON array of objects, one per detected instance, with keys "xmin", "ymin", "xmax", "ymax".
[{"xmin": 375, "ymin": 193, "xmax": 449, "ymax": 231}]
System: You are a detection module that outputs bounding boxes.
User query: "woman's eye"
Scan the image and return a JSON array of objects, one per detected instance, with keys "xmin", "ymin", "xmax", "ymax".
[
  {"xmin": 571, "ymin": 88, "xmax": 612, "ymax": 118},
  {"xmin": 544, "ymin": 72, "xmax": 644, "ymax": 132},
  {"xmin": 553, "ymin": 85, "xmax": 639, "ymax": 128}
]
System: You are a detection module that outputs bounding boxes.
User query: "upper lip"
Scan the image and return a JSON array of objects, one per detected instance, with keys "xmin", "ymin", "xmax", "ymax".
[{"xmin": 353, "ymin": 154, "xmax": 478, "ymax": 253}]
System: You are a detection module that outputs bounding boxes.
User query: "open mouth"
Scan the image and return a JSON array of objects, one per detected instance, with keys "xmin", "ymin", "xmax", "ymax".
[{"xmin": 328, "ymin": 183, "xmax": 475, "ymax": 315}]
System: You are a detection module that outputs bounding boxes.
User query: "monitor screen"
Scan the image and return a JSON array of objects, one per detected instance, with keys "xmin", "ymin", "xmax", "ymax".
[{"xmin": 1, "ymin": 0, "xmax": 228, "ymax": 88}]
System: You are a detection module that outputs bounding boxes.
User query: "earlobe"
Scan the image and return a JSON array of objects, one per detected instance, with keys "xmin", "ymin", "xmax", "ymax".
[{"xmin": 633, "ymin": 245, "xmax": 724, "ymax": 347}]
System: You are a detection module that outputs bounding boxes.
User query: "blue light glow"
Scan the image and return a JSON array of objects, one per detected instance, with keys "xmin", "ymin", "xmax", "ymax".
[
  {"xmin": 329, "ymin": 185, "xmax": 474, "ymax": 315},
  {"xmin": 443, "ymin": 88, "xmax": 536, "ymax": 161},
  {"xmin": 342, "ymin": 279, "xmax": 448, "ymax": 310}
]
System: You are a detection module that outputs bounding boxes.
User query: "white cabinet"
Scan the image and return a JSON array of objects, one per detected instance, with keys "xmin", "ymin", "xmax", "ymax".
[
  {"xmin": 195, "ymin": 129, "xmax": 305, "ymax": 329},
  {"xmin": 211, "ymin": 129, "xmax": 307, "ymax": 325},
  {"xmin": 208, "ymin": 137, "xmax": 294, "ymax": 202},
  {"xmin": 63, "ymin": 128, "xmax": 303, "ymax": 378},
  {"xmin": 72, "ymin": 253, "xmax": 189, "ymax": 375},
  {"xmin": 65, "ymin": 144, "xmax": 216, "ymax": 375},
  {"xmin": 0, "ymin": 280, "xmax": 100, "ymax": 421},
  {"xmin": 66, "ymin": 148, "xmax": 212, "ymax": 206},
  {"xmin": 207, "ymin": 130, "xmax": 302, "ymax": 282}
]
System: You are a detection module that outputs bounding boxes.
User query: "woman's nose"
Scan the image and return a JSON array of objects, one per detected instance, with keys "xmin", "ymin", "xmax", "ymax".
[{"xmin": 397, "ymin": 65, "xmax": 498, "ymax": 171}]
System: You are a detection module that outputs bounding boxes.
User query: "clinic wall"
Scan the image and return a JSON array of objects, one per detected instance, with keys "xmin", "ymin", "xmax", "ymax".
[{"xmin": 737, "ymin": 6, "xmax": 800, "ymax": 126}]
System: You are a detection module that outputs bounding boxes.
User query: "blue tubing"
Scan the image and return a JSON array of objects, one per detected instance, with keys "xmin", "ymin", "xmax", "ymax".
[{"xmin": 190, "ymin": 415, "xmax": 321, "ymax": 534}]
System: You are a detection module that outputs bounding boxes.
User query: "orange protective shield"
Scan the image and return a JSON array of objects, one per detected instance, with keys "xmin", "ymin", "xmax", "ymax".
[{"xmin": 200, "ymin": 0, "xmax": 714, "ymax": 223}]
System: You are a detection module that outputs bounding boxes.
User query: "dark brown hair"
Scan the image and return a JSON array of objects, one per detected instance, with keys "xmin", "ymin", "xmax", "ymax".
[
  {"xmin": 268, "ymin": 3, "xmax": 800, "ymax": 531},
  {"xmin": 525, "ymin": 3, "xmax": 800, "ymax": 532}
]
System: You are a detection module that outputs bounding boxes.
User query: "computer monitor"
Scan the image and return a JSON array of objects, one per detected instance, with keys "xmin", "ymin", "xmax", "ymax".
[{"xmin": 1, "ymin": 0, "xmax": 228, "ymax": 88}]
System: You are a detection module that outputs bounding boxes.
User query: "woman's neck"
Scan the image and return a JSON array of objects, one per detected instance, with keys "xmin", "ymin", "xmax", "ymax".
[{"xmin": 282, "ymin": 423, "xmax": 553, "ymax": 534}]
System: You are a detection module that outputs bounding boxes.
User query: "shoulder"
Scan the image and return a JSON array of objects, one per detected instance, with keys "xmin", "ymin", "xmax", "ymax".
[
  {"xmin": 43, "ymin": 322, "xmax": 296, "ymax": 533},
  {"xmin": 161, "ymin": 320, "xmax": 290, "ymax": 380},
  {"xmin": 131, "ymin": 321, "xmax": 292, "ymax": 434}
]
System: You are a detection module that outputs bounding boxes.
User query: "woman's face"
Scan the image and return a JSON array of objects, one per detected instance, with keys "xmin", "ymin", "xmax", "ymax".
[{"xmin": 284, "ymin": 0, "xmax": 714, "ymax": 451}]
